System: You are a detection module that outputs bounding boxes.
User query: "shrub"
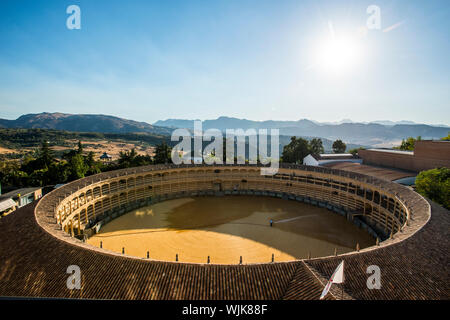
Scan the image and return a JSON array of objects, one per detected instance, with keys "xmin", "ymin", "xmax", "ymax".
[{"xmin": 415, "ymin": 167, "xmax": 450, "ymax": 210}]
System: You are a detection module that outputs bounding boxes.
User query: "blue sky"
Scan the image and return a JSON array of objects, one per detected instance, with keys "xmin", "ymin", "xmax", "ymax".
[{"xmin": 0, "ymin": 0, "xmax": 449, "ymax": 125}]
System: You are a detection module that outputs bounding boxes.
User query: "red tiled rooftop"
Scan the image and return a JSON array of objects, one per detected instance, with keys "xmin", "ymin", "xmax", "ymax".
[{"xmin": 0, "ymin": 164, "xmax": 448, "ymax": 300}]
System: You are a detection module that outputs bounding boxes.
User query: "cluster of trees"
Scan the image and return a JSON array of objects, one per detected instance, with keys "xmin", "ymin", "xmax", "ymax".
[
  {"xmin": 348, "ymin": 147, "xmax": 365, "ymax": 156},
  {"xmin": 0, "ymin": 141, "xmax": 173, "ymax": 190},
  {"xmin": 396, "ymin": 136, "xmax": 422, "ymax": 151},
  {"xmin": 0, "ymin": 141, "xmax": 102, "ymax": 188},
  {"xmin": 415, "ymin": 167, "xmax": 449, "ymax": 210},
  {"xmin": 281, "ymin": 137, "xmax": 348, "ymax": 164},
  {"xmin": 282, "ymin": 137, "xmax": 321, "ymax": 164},
  {"xmin": 281, "ymin": 137, "xmax": 323, "ymax": 164},
  {"xmin": 117, "ymin": 141, "xmax": 172, "ymax": 167},
  {"xmin": 394, "ymin": 134, "xmax": 449, "ymax": 210},
  {"xmin": 395, "ymin": 133, "xmax": 449, "ymax": 151},
  {"xmin": 0, "ymin": 128, "xmax": 169, "ymax": 150}
]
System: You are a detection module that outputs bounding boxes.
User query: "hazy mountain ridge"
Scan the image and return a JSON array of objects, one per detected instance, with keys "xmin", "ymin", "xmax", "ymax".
[
  {"xmin": 0, "ymin": 112, "xmax": 173, "ymax": 135},
  {"xmin": 1, "ymin": 113, "xmax": 448, "ymax": 148},
  {"xmin": 154, "ymin": 117, "xmax": 449, "ymax": 146},
  {"xmin": 156, "ymin": 117, "xmax": 449, "ymax": 128}
]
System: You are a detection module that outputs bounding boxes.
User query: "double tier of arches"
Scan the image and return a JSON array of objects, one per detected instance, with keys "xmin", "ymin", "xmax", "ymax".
[{"xmin": 55, "ymin": 166, "xmax": 409, "ymax": 241}]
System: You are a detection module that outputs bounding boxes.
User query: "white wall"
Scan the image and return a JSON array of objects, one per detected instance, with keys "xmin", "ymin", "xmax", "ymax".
[{"xmin": 303, "ymin": 154, "xmax": 319, "ymax": 166}]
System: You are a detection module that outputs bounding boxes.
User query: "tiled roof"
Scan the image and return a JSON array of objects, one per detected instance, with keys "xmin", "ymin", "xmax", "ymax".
[
  {"xmin": 306, "ymin": 201, "xmax": 450, "ymax": 300},
  {"xmin": 0, "ymin": 164, "xmax": 448, "ymax": 300},
  {"xmin": 0, "ymin": 203, "xmax": 330, "ymax": 300},
  {"xmin": 1, "ymin": 200, "xmax": 447, "ymax": 299}
]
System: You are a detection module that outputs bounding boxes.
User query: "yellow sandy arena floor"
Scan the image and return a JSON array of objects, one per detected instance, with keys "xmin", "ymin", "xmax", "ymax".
[{"xmin": 87, "ymin": 196, "xmax": 374, "ymax": 264}]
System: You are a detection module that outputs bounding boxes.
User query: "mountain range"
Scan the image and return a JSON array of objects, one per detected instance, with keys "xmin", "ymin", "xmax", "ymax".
[
  {"xmin": 154, "ymin": 116, "xmax": 449, "ymax": 146},
  {"xmin": 1, "ymin": 113, "xmax": 448, "ymax": 147},
  {"xmin": 0, "ymin": 112, "xmax": 172, "ymax": 136}
]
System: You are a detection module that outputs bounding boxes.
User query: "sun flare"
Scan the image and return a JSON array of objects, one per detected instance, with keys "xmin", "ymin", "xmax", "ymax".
[{"xmin": 315, "ymin": 35, "xmax": 362, "ymax": 73}]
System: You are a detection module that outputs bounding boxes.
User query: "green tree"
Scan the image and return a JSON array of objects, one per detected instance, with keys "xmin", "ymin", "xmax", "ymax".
[
  {"xmin": 415, "ymin": 167, "xmax": 449, "ymax": 210},
  {"xmin": 0, "ymin": 161, "xmax": 28, "ymax": 188},
  {"xmin": 132, "ymin": 154, "xmax": 153, "ymax": 167},
  {"xmin": 86, "ymin": 151, "xmax": 95, "ymax": 167},
  {"xmin": 77, "ymin": 140, "xmax": 84, "ymax": 154},
  {"xmin": 85, "ymin": 151, "xmax": 101, "ymax": 175},
  {"xmin": 28, "ymin": 168, "xmax": 48, "ymax": 187},
  {"xmin": 153, "ymin": 142, "xmax": 172, "ymax": 164},
  {"xmin": 48, "ymin": 162, "xmax": 70, "ymax": 184},
  {"xmin": 118, "ymin": 148, "xmax": 153, "ymax": 168},
  {"xmin": 309, "ymin": 138, "xmax": 324, "ymax": 155},
  {"xmin": 397, "ymin": 136, "xmax": 422, "ymax": 151},
  {"xmin": 332, "ymin": 139, "xmax": 347, "ymax": 153},
  {"xmin": 348, "ymin": 147, "xmax": 365, "ymax": 156},
  {"xmin": 282, "ymin": 137, "xmax": 310, "ymax": 164},
  {"xmin": 68, "ymin": 153, "xmax": 88, "ymax": 180},
  {"xmin": 118, "ymin": 148, "xmax": 138, "ymax": 167},
  {"xmin": 38, "ymin": 141, "xmax": 54, "ymax": 169},
  {"xmin": 63, "ymin": 140, "xmax": 84, "ymax": 161}
]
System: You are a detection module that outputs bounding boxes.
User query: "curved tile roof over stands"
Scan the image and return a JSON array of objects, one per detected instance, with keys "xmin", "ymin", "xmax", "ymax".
[
  {"xmin": 306, "ymin": 202, "xmax": 450, "ymax": 300},
  {"xmin": 0, "ymin": 164, "xmax": 448, "ymax": 300},
  {"xmin": 0, "ymin": 203, "xmax": 330, "ymax": 300}
]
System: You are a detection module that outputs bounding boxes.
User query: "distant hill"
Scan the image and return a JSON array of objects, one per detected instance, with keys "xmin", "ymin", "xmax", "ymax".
[
  {"xmin": 369, "ymin": 120, "xmax": 417, "ymax": 126},
  {"xmin": 0, "ymin": 112, "xmax": 173, "ymax": 135},
  {"xmin": 155, "ymin": 116, "xmax": 449, "ymax": 146},
  {"xmin": 1, "ymin": 113, "xmax": 448, "ymax": 148}
]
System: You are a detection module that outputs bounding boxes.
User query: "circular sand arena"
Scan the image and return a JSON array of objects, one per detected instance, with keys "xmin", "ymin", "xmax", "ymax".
[{"xmin": 87, "ymin": 196, "xmax": 374, "ymax": 264}]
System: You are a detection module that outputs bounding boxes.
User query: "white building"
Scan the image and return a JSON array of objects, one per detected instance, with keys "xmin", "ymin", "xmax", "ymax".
[
  {"xmin": 303, "ymin": 153, "xmax": 362, "ymax": 166},
  {"xmin": 0, "ymin": 187, "xmax": 42, "ymax": 217}
]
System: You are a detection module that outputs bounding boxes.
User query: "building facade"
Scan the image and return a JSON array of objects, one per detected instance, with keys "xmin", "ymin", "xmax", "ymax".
[
  {"xmin": 358, "ymin": 140, "xmax": 450, "ymax": 172},
  {"xmin": 0, "ymin": 187, "xmax": 42, "ymax": 216}
]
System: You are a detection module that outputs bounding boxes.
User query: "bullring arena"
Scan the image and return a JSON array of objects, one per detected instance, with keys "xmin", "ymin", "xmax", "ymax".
[{"xmin": 0, "ymin": 164, "xmax": 448, "ymax": 299}]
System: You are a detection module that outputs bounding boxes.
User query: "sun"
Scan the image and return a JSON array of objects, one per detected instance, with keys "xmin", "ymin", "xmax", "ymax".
[{"xmin": 314, "ymin": 35, "xmax": 362, "ymax": 74}]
